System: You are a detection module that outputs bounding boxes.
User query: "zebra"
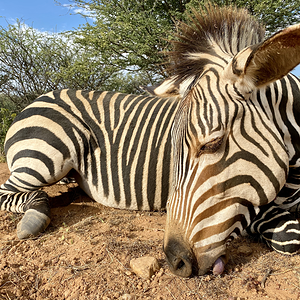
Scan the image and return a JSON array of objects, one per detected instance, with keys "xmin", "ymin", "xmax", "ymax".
[
  {"xmin": 1, "ymin": 89, "xmax": 179, "ymax": 233},
  {"xmin": 1, "ymin": 3, "xmax": 300, "ymax": 278},
  {"xmin": 159, "ymin": 4, "xmax": 300, "ymax": 276},
  {"xmin": 143, "ymin": 4, "xmax": 300, "ymax": 276}
]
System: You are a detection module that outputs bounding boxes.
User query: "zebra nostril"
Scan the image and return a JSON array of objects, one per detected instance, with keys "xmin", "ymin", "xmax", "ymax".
[
  {"xmin": 176, "ymin": 259, "xmax": 185, "ymax": 270},
  {"xmin": 172, "ymin": 256, "xmax": 192, "ymax": 277},
  {"xmin": 164, "ymin": 238, "xmax": 193, "ymax": 277}
]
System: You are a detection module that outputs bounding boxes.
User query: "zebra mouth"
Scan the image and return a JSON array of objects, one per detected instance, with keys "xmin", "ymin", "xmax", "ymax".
[{"xmin": 212, "ymin": 256, "xmax": 226, "ymax": 275}]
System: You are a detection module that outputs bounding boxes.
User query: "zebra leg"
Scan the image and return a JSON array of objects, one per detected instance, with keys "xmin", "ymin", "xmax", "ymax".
[
  {"xmin": 247, "ymin": 202, "xmax": 300, "ymax": 254},
  {"xmin": 0, "ymin": 186, "xmax": 51, "ymax": 239}
]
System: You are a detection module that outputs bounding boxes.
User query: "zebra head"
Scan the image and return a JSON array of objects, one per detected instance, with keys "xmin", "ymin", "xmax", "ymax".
[{"xmin": 163, "ymin": 4, "xmax": 300, "ymax": 277}]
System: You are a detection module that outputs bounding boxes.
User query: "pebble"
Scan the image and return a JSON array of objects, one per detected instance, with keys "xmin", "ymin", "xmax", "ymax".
[
  {"xmin": 137, "ymin": 282, "xmax": 143, "ymax": 289},
  {"xmin": 130, "ymin": 256, "xmax": 160, "ymax": 279},
  {"xmin": 125, "ymin": 270, "xmax": 133, "ymax": 276},
  {"xmin": 156, "ymin": 268, "xmax": 164, "ymax": 277},
  {"xmin": 203, "ymin": 275, "xmax": 212, "ymax": 281}
]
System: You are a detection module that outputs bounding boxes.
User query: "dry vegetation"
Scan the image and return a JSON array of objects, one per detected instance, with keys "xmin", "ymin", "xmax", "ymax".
[{"xmin": 0, "ymin": 163, "xmax": 300, "ymax": 300}]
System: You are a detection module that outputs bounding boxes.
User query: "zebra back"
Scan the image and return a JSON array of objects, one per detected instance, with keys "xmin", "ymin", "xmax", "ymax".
[{"xmin": 4, "ymin": 89, "xmax": 179, "ymax": 211}]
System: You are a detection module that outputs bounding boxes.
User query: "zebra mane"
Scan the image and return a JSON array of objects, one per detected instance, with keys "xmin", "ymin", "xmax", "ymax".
[{"xmin": 165, "ymin": 3, "xmax": 265, "ymax": 83}]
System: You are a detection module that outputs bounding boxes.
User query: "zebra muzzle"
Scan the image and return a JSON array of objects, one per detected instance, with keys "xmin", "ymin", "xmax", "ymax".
[
  {"xmin": 193, "ymin": 244, "xmax": 228, "ymax": 276},
  {"xmin": 163, "ymin": 237, "xmax": 194, "ymax": 277}
]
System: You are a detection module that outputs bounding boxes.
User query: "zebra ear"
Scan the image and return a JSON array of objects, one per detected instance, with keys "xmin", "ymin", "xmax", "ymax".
[
  {"xmin": 140, "ymin": 77, "xmax": 180, "ymax": 98},
  {"xmin": 226, "ymin": 23, "xmax": 300, "ymax": 95},
  {"xmin": 140, "ymin": 76, "xmax": 195, "ymax": 98}
]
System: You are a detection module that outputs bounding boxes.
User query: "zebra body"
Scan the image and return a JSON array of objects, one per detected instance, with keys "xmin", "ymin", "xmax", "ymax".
[
  {"xmin": 3, "ymin": 90, "xmax": 178, "ymax": 212},
  {"xmin": 2, "ymin": 3, "xmax": 300, "ymax": 277}
]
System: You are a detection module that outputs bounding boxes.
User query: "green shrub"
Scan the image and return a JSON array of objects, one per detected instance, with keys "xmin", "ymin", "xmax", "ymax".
[{"xmin": 0, "ymin": 108, "xmax": 16, "ymax": 162}]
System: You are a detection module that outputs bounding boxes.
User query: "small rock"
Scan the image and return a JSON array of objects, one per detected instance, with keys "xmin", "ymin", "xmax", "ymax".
[
  {"xmin": 125, "ymin": 270, "xmax": 133, "ymax": 276},
  {"xmin": 156, "ymin": 268, "xmax": 164, "ymax": 277},
  {"xmin": 237, "ymin": 245, "xmax": 253, "ymax": 256},
  {"xmin": 137, "ymin": 282, "xmax": 143, "ymax": 290},
  {"xmin": 203, "ymin": 275, "xmax": 212, "ymax": 281},
  {"xmin": 130, "ymin": 256, "xmax": 160, "ymax": 279}
]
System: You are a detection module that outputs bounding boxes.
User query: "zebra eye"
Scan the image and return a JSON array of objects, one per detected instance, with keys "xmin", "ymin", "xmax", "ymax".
[{"xmin": 196, "ymin": 136, "xmax": 224, "ymax": 157}]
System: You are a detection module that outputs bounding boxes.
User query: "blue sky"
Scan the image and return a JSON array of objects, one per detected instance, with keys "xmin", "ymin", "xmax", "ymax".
[
  {"xmin": 1, "ymin": 0, "xmax": 300, "ymax": 77},
  {"xmin": 0, "ymin": 0, "xmax": 87, "ymax": 32}
]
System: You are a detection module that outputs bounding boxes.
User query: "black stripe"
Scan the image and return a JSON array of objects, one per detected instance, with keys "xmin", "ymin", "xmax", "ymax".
[
  {"xmin": 194, "ymin": 88, "xmax": 205, "ymax": 136},
  {"xmin": 145, "ymin": 100, "xmax": 171, "ymax": 210},
  {"xmin": 206, "ymin": 72, "xmax": 222, "ymax": 132},
  {"xmin": 134, "ymin": 98, "xmax": 168, "ymax": 209},
  {"xmin": 240, "ymin": 101, "xmax": 269, "ymax": 157},
  {"xmin": 12, "ymin": 167, "xmax": 47, "ymax": 185},
  {"xmin": 11, "ymin": 150, "xmax": 55, "ymax": 177},
  {"xmin": 147, "ymin": 99, "xmax": 178, "ymax": 209},
  {"xmin": 249, "ymin": 100, "xmax": 288, "ymax": 177},
  {"xmin": 5, "ymin": 126, "xmax": 71, "ymax": 160}
]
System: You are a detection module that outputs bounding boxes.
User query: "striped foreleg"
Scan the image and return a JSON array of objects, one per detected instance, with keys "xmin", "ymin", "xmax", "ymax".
[
  {"xmin": 247, "ymin": 202, "xmax": 300, "ymax": 254},
  {"xmin": 0, "ymin": 185, "xmax": 50, "ymax": 239}
]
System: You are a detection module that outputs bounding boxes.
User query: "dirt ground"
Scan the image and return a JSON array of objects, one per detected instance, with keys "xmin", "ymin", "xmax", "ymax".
[{"xmin": 1, "ymin": 163, "xmax": 300, "ymax": 299}]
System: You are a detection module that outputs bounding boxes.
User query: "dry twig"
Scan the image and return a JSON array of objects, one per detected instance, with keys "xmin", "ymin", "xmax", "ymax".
[{"xmin": 261, "ymin": 268, "xmax": 272, "ymax": 288}]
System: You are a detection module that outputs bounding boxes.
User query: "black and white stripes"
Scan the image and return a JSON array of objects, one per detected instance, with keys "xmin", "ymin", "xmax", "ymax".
[{"xmin": 2, "ymin": 90, "xmax": 179, "ymax": 212}]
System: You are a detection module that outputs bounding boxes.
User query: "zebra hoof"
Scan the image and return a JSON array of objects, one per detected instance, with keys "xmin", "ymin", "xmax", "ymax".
[{"xmin": 17, "ymin": 209, "xmax": 51, "ymax": 239}]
